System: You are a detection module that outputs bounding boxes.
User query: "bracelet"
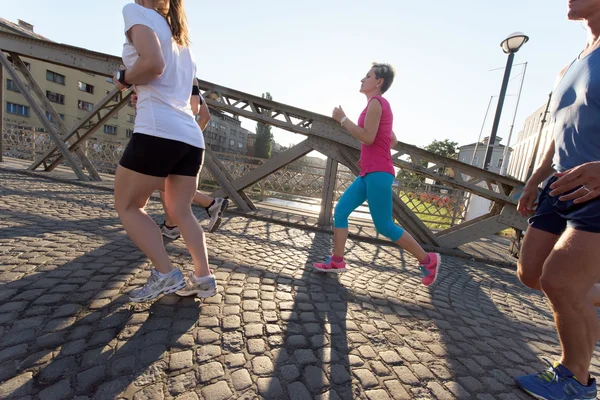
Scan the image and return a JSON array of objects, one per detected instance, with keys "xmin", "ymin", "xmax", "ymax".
[{"xmin": 340, "ymin": 116, "xmax": 347, "ymax": 126}]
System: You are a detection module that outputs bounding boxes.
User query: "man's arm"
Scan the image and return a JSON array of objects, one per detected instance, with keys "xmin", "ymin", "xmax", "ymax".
[{"xmin": 526, "ymin": 139, "xmax": 556, "ymax": 189}]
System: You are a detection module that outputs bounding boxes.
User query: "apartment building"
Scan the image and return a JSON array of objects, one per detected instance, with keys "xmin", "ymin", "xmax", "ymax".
[{"xmin": 1, "ymin": 18, "xmax": 135, "ymax": 144}]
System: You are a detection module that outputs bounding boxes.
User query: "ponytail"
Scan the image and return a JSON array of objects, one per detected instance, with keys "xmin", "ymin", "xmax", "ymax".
[{"xmin": 167, "ymin": 0, "xmax": 190, "ymax": 47}]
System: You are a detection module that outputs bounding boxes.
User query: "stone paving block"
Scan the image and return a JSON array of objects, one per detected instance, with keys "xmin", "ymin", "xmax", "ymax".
[
  {"xmin": 38, "ymin": 379, "xmax": 72, "ymax": 400},
  {"xmin": 354, "ymin": 368, "xmax": 379, "ymax": 389},
  {"xmin": 459, "ymin": 376, "xmax": 484, "ymax": 393},
  {"xmin": 304, "ymin": 365, "xmax": 330, "ymax": 393},
  {"xmin": 168, "ymin": 371, "xmax": 197, "ymax": 396},
  {"xmin": 198, "ymin": 361, "xmax": 225, "ymax": 383},
  {"xmin": 224, "ymin": 353, "xmax": 246, "ymax": 368},
  {"xmin": 365, "ymin": 389, "xmax": 391, "ymax": 400},
  {"xmin": 0, "ymin": 173, "xmax": 584, "ymax": 400},
  {"xmin": 200, "ymin": 381, "xmax": 233, "ymax": 400},
  {"xmin": 383, "ymin": 380, "xmax": 411, "ymax": 400},
  {"xmin": 247, "ymin": 338, "xmax": 266, "ymax": 354},
  {"xmin": 39, "ymin": 356, "xmax": 78, "ymax": 383},
  {"xmin": 329, "ymin": 363, "xmax": 351, "ymax": 384},
  {"xmin": 288, "ymin": 381, "xmax": 312, "ymax": 400},
  {"xmin": 169, "ymin": 350, "xmax": 193, "ymax": 371},
  {"xmin": 244, "ymin": 323, "xmax": 263, "ymax": 337},
  {"xmin": 280, "ymin": 364, "xmax": 300, "ymax": 382},
  {"xmin": 0, "ymin": 344, "xmax": 28, "ymax": 363},
  {"xmin": 392, "ymin": 366, "xmax": 419, "ymax": 386},
  {"xmin": 257, "ymin": 377, "xmax": 284, "ymax": 399},
  {"xmin": 196, "ymin": 345, "xmax": 221, "ymax": 363},
  {"xmin": 195, "ymin": 329, "xmax": 219, "ymax": 344},
  {"xmin": 133, "ymin": 383, "xmax": 164, "ymax": 400},
  {"xmin": 252, "ymin": 356, "xmax": 275, "ymax": 375},
  {"xmin": 0, "ymin": 372, "xmax": 33, "ymax": 398},
  {"xmin": 94, "ymin": 377, "xmax": 130, "ymax": 400},
  {"xmin": 77, "ymin": 366, "xmax": 106, "ymax": 391}
]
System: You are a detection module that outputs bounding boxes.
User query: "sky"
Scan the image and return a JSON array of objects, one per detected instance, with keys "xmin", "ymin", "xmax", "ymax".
[{"xmin": 2, "ymin": 0, "xmax": 588, "ymax": 153}]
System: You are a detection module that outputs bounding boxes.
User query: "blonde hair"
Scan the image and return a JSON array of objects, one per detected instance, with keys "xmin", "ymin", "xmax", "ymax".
[{"xmin": 154, "ymin": 0, "xmax": 190, "ymax": 47}]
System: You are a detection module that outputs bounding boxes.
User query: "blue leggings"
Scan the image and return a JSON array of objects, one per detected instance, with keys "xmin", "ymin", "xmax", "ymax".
[{"xmin": 334, "ymin": 172, "xmax": 405, "ymax": 241}]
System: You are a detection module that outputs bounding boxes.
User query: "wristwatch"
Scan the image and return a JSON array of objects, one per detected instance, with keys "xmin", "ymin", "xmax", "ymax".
[
  {"xmin": 340, "ymin": 116, "xmax": 347, "ymax": 126},
  {"xmin": 116, "ymin": 70, "xmax": 131, "ymax": 88}
]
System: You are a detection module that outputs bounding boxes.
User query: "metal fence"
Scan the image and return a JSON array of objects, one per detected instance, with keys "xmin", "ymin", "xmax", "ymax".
[{"xmin": 2, "ymin": 129, "xmax": 468, "ymax": 228}]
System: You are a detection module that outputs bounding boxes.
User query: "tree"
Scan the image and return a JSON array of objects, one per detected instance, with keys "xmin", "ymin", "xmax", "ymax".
[
  {"xmin": 396, "ymin": 139, "xmax": 459, "ymax": 184},
  {"xmin": 255, "ymin": 92, "xmax": 274, "ymax": 159},
  {"xmin": 423, "ymin": 138, "xmax": 459, "ymax": 186},
  {"xmin": 424, "ymin": 139, "xmax": 459, "ymax": 159}
]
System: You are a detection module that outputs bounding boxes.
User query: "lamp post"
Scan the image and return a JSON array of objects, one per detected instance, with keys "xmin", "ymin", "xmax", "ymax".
[{"xmin": 483, "ymin": 32, "xmax": 529, "ymax": 171}]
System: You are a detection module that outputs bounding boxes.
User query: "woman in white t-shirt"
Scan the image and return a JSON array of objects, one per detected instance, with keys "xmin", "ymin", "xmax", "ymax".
[{"xmin": 113, "ymin": 0, "xmax": 216, "ymax": 303}]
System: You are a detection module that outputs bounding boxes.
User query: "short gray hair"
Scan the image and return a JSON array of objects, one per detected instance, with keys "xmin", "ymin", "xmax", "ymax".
[{"xmin": 372, "ymin": 62, "xmax": 395, "ymax": 93}]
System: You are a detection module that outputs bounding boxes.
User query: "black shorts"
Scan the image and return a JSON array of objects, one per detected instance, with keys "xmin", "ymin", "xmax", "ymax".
[
  {"xmin": 119, "ymin": 133, "xmax": 204, "ymax": 178},
  {"xmin": 529, "ymin": 176, "xmax": 600, "ymax": 234}
]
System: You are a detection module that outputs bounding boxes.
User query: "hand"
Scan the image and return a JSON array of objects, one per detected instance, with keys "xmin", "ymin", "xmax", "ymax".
[
  {"xmin": 332, "ymin": 105, "xmax": 346, "ymax": 123},
  {"xmin": 113, "ymin": 65, "xmax": 129, "ymax": 91},
  {"xmin": 549, "ymin": 161, "xmax": 600, "ymax": 203},
  {"xmin": 517, "ymin": 184, "xmax": 539, "ymax": 217},
  {"xmin": 131, "ymin": 93, "xmax": 138, "ymax": 110}
]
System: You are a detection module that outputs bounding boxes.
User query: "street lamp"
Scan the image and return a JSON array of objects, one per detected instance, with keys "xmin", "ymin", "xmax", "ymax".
[{"xmin": 482, "ymin": 32, "xmax": 529, "ymax": 171}]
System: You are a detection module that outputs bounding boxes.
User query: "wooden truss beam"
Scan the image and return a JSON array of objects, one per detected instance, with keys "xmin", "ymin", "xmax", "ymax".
[
  {"xmin": 0, "ymin": 30, "xmax": 529, "ymax": 247},
  {"xmin": 31, "ymin": 88, "xmax": 131, "ymax": 173},
  {"xmin": 0, "ymin": 51, "xmax": 89, "ymax": 180}
]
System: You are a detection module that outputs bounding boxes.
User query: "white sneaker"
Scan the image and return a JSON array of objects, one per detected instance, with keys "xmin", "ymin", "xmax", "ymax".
[
  {"xmin": 176, "ymin": 272, "xmax": 217, "ymax": 298},
  {"xmin": 129, "ymin": 268, "xmax": 186, "ymax": 303},
  {"xmin": 160, "ymin": 223, "xmax": 181, "ymax": 240},
  {"xmin": 206, "ymin": 198, "xmax": 229, "ymax": 233}
]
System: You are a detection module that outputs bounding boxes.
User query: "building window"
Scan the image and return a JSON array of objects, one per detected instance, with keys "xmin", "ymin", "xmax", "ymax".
[
  {"xmin": 6, "ymin": 102, "xmax": 30, "ymax": 117},
  {"xmin": 78, "ymin": 81, "xmax": 94, "ymax": 94},
  {"xmin": 229, "ymin": 139, "xmax": 235, "ymax": 146},
  {"xmin": 126, "ymin": 129, "xmax": 133, "ymax": 138},
  {"xmin": 497, "ymin": 158, "xmax": 503, "ymax": 168},
  {"xmin": 472, "ymin": 156, "xmax": 479, "ymax": 166},
  {"xmin": 104, "ymin": 125, "xmax": 117, "ymax": 135},
  {"xmin": 46, "ymin": 91, "xmax": 65, "ymax": 105},
  {"xmin": 127, "ymin": 114, "xmax": 135, "ymax": 123},
  {"xmin": 105, "ymin": 77, "xmax": 114, "ymax": 84},
  {"xmin": 46, "ymin": 70, "xmax": 65, "ymax": 85},
  {"xmin": 78, "ymin": 100, "xmax": 94, "ymax": 111},
  {"xmin": 6, "ymin": 79, "xmax": 20, "ymax": 92},
  {"xmin": 46, "ymin": 112, "xmax": 65, "ymax": 122}
]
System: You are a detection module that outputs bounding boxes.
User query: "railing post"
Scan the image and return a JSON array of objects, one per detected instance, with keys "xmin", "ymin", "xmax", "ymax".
[
  {"xmin": 31, "ymin": 131, "xmax": 36, "ymax": 161},
  {"xmin": 318, "ymin": 157, "xmax": 339, "ymax": 227},
  {"xmin": 0, "ymin": 64, "xmax": 3, "ymax": 163}
]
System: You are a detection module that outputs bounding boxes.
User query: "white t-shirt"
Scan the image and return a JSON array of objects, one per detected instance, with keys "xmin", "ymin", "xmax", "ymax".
[{"xmin": 121, "ymin": 3, "xmax": 204, "ymax": 149}]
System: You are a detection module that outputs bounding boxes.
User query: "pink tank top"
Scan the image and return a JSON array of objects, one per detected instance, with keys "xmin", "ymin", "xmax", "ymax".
[{"xmin": 357, "ymin": 96, "xmax": 395, "ymax": 177}]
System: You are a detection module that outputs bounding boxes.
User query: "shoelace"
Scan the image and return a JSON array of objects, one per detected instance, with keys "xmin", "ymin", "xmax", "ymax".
[
  {"xmin": 419, "ymin": 265, "xmax": 430, "ymax": 277},
  {"xmin": 537, "ymin": 367, "xmax": 560, "ymax": 384},
  {"xmin": 138, "ymin": 271, "xmax": 159, "ymax": 295}
]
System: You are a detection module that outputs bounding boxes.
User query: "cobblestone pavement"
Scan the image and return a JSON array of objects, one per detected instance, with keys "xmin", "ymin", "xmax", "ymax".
[{"xmin": 0, "ymin": 170, "xmax": 599, "ymax": 400}]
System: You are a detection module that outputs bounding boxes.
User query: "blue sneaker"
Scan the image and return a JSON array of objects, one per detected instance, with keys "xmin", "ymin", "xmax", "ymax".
[{"xmin": 515, "ymin": 361, "xmax": 597, "ymax": 399}]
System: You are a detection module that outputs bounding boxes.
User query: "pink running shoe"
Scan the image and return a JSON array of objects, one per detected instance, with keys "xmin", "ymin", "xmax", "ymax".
[
  {"xmin": 313, "ymin": 256, "xmax": 346, "ymax": 273},
  {"xmin": 420, "ymin": 253, "xmax": 441, "ymax": 286}
]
